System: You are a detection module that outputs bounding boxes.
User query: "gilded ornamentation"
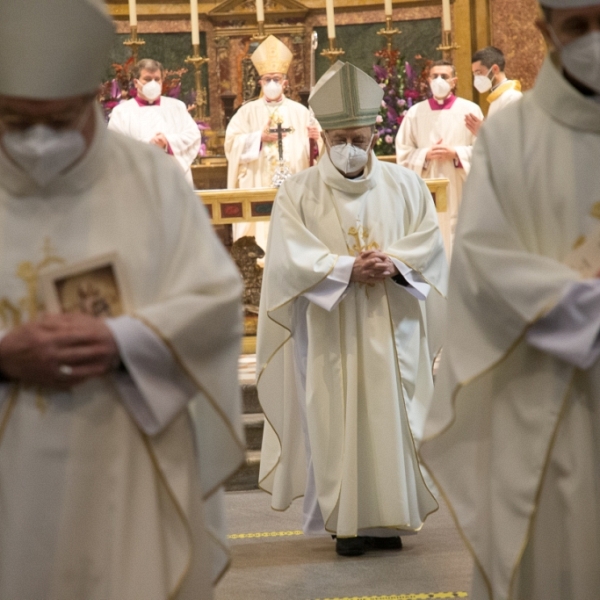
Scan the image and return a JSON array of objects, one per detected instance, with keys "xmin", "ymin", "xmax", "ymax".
[
  {"xmin": 348, "ymin": 224, "xmax": 380, "ymax": 255},
  {"xmin": 0, "ymin": 238, "xmax": 64, "ymax": 328}
]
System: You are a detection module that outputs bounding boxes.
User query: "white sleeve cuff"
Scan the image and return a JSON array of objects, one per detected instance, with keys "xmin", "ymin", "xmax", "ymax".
[
  {"xmin": 391, "ymin": 258, "xmax": 431, "ymax": 301},
  {"xmin": 526, "ymin": 279, "xmax": 600, "ymax": 369},
  {"xmin": 303, "ymin": 256, "xmax": 355, "ymax": 312},
  {"xmin": 240, "ymin": 131, "xmax": 262, "ymax": 163},
  {"xmin": 106, "ymin": 315, "xmax": 196, "ymax": 436}
]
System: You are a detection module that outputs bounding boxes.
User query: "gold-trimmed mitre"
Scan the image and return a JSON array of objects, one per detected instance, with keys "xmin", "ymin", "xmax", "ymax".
[
  {"xmin": 251, "ymin": 35, "xmax": 293, "ymax": 76},
  {"xmin": 309, "ymin": 62, "xmax": 384, "ymax": 130},
  {"xmin": 0, "ymin": 0, "xmax": 114, "ymax": 99}
]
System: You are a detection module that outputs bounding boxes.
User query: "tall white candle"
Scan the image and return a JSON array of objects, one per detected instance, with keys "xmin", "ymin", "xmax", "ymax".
[
  {"xmin": 384, "ymin": 0, "xmax": 393, "ymax": 17},
  {"xmin": 190, "ymin": 0, "xmax": 200, "ymax": 46},
  {"xmin": 128, "ymin": 0, "xmax": 137, "ymax": 27},
  {"xmin": 442, "ymin": 0, "xmax": 451, "ymax": 31},
  {"xmin": 326, "ymin": 0, "xmax": 335, "ymax": 39},
  {"xmin": 256, "ymin": 0, "xmax": 265, "ymax": 22}
]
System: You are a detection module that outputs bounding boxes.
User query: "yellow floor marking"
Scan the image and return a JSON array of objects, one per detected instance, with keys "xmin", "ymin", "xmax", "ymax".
[
  {"xmin": 312, "ymin": 594, "xmax": 468, "ymax": 600},
  {"xmin": 228, "ymin": 530, "xmax": 304, "ymax": 540}
]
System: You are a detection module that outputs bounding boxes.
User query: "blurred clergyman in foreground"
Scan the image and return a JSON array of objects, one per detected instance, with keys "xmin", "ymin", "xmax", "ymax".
[
  {"xmin": 0, "ymin": 1, "xmax": 243, "ymax": 598},
  {"xmin": 422, "ymin": 1, "xmax": 600, "ymax": 598}
]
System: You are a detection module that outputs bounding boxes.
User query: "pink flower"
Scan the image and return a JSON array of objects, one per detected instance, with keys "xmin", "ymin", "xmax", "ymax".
[
  {"xmin": 385, "ymin": 135, "xmax": 393, "ymax": 144},
  {"xmin": 376, "ymin": 115, "xmax": 383, "ymax": 124}
]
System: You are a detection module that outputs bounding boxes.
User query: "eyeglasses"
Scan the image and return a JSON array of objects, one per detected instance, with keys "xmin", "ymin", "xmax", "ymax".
[{"xmin": 261, "ymin": 76, "xmax": 284, "ymax": 85}]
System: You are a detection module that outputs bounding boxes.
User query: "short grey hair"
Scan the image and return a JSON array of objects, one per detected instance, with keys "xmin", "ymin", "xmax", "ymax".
[{"xmin": 133, "ymin": 59, "xmax": 164, "ymax": 79}]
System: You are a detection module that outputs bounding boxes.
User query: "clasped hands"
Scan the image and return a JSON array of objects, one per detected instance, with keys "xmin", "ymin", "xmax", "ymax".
[
  {"xmin": 0, "ymin": 313, "xmax": 120, "ymax": 390},
  {"xmin": 350, "ymin": 250, "xmax": 398, "ymax": 284},
  {"xmin": 425, "ymin": 138, "xmax": 457, "ymax": 162},
  {"xmin": 150, "ymin": 133, "xmax": 169, "ymax": 151}
]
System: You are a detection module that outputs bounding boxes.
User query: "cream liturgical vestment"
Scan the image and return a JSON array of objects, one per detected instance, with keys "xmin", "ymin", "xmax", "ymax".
[
  {"xmin": 257, "ymin": 151, "xmax": 447, "ymax": 537},
  {"xmin": 224, "ymin": 97, "xmax": 315, "ymax": 248},
  {"xmin": 0, "ymin": 112, "xmax": 244, "ymax": 599},
  {"xmin": 108, "ymin": 96, "xmax": 201, "ymax": 186},
  {"xmin": 421, "ymin": 57, "xmax": 600, "ymax": 600},
  {"xmin": 395, "ymin": 96, "xmax": 482, "ymax": 257}
]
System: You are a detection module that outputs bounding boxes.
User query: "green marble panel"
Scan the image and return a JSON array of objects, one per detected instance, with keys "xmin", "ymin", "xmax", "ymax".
[
  {"xmin": 106, "ymin": 33, "xmax": 209, "ymax": 114},
  {"xmin": 315, "ymin": 18, "xmax": 442, "ymax": 80}
]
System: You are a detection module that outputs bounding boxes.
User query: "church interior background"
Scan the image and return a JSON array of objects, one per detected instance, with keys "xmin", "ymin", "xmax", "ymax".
[
  {"xmin": 102, "ymin": 2, "xmax": 545, "ymax": 597},
  {"xmin": 104, "ymin": 0, "xmax": 545, "ymax": 189}
]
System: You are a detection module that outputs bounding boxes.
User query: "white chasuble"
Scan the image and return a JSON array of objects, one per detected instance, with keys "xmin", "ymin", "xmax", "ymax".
[
  {"xmin": 421, "ymin": 57, "xmax": 600, "ymax": 600},
  {"xmin": 257, "ymin": 152, "xmax": 447, "ymax": 538},
  {"xmin": 108, "ymin": 97, "xmax": 201, "ymax": 186},
  {"xmin": 395, "ymin": 97, "xmax": 482, "ymax": 258},
  {"xmin": 0, "ymin": 112, "xmax": 244, "ymax": 600},
  {"xmin": 224, "ymin": 97, "xmax": 316, "ymax": 251}
]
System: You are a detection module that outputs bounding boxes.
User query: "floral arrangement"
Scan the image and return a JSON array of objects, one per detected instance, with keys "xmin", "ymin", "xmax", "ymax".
[
  {"xmin": 373, "ymin": 48, "xmax": 432, "ymax": 156},
  {"xmin": 98, "ymin": 59, "xmax": 209, "ymax": 157}
]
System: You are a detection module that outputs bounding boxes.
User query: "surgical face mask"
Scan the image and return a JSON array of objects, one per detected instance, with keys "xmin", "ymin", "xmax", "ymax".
[
  {"xmin": 430, "ymin": 76, "xmax": 452, "ymax": 99},
  {"xmin": 140, "ymin": 79, "xmax": 162, "ymax": 101},
  {"xmin": 327, "ymin": 135, "xmax": 373, "ymax": 175},
  {"xmin": 263, "ymin": 80, "xmax": 284, "ymax": 101},
  {"xmin": 473, "ymin": 67, "xmax": 494, "ymax": 93},
  {"xmin": 1, "ymin": 116, "xmax": 87, "ymax": 187},
  {"xmin": 550, "ymin": 28, "xmax": 600, "ymax": 94}
]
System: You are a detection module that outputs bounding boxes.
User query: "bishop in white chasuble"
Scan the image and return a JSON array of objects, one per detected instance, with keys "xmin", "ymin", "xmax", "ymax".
[
  {"xmin": 225, "ymin": 35, "xmax": 319, "ymax": 252},
  {"xmin": 257, "ymin": 62, "xmax": 447, "ymax": 548}
]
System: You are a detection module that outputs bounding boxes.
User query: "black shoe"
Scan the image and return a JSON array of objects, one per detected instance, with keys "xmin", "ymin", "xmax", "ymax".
[
  {"xmin": 335, "ymin": 536, "xmax": 366, "ymax": 556},
  {"xmin": 365, "ymin": 536, "xmax": 403, "ymax": 550}
]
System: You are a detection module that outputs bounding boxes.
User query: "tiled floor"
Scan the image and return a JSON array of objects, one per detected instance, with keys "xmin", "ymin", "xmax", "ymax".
[{"xmin": 216, "ymin": 489, "xmax": 472, "ymax": 600}]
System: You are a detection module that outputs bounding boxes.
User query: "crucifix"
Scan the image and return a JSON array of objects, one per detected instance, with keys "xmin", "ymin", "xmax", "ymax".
[{"xmin": 268, "ymin": 119, "xmax": 295, "ymax": 187}]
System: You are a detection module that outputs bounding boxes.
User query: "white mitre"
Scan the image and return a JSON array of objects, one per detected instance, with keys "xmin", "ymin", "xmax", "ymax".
[
  {"xmin": 539, "ymin": 0, "xmax": 600, "ymax": 6},
  {"xmin": 0, "ymin": 0, "xmax": 114, "ymax": 99},
  {"xmin": 251, "ymin": 35, "xmax": 293, "ymax": 76},
  {"xmin": 309, "ymin": 62, "xmax": 384, "ymax": 130}
]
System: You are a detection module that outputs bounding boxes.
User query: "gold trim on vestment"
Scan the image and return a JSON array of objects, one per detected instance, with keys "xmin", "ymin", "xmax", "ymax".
[
  {"xmin": 487, "ymin": 80, "xmax": 522, "ymax": 105},
  {"xmin": 0, "ymin": 385, "xmax": 18, "ymax": 446},
  {"xmin": 419, "ymin": 312, "xmax": 575, "ymax": 600},
  {"xmin": 256, "ymin": 260, "xmax": 338, "ymax": 497},
  {"xmin": 132, "ymin": 313, "xmax": 245, "ymax": 500},
  {"xmin": 139, "ymin": 433, "xmax": 194, "ymax": 599},
  {"xmin": 507, "ymin": 373, "xmax": 576, "ymax": 599}
]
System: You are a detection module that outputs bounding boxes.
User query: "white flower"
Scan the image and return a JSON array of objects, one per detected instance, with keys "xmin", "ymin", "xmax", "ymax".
[{"xmin": 376, "ymin": 115, "xmax": 383, "ymax": 124}]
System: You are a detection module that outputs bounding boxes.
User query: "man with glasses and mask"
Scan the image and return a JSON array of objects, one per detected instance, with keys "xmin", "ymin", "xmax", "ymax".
[
  {"xmin": 465, "ymin": 46, "xmax": 523, "ymax": 136},
  {"xmin": 395, "ymin": 60, "xmax": 482, "ymax": 258},
  {"xmin": 225, "ymin": 35, "xmax": 320, "ymax": 252},
  {"xmin": 421, "ymin": 1, "xmax": 600, "ymax": 599},
  {"xmin": 0, "ymin": 1, "xmax": 244, "ymax": 598},
  {"xmin": 108, "ymin": 58, "xmax": 201, "ymax": 187},
  {"xmin": 256, "ymin": 62, "xmax": 447, "ymax": 557}
]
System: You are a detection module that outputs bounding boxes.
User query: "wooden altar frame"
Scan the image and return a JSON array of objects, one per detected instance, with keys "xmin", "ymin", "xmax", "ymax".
[{"xmin": 197, "ymin": 176, "xmax": 448, "ymax": 222}]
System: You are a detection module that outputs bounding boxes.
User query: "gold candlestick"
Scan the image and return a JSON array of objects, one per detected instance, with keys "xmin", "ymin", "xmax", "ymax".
[
  {"xmin": 320, "ymin": 38, "xmax": 345, "ymax": 65},
  {"xmin": 123, "ymin": 25, "xmax": 145, "ymax": 62},
  {"xmin": 437, "ymin": 30, "xmax": 459, "ymax": 60},
  {"xmin": 377, "ymin": 16, "xmax": 400, "ymax": 52},
  {"xmin": 185, "ymin": 44, "xmax": 209, "ymax": 121},
  {"xmin": 252, "ymin": 21, "xmax": 267, "ymax": 42}
]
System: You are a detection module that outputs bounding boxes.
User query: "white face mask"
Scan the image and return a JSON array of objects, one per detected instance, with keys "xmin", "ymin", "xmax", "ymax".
[
  {"xmin": 430, "ymin": 76, "xmax": 452, "ymax": 99},
  {"xmin": 141, "ymin": 79, "xmax": 162, "ymax": 101},
  {"xmin": 473, "ymin": 67, "xmax": 494, "ymax": 93},
  {"xmin": 2, "ymin": 123, "xmax": 87, "ymax": 187},
  {"xmin": 263, "ymin": 80, "xmax": 284, "ymax": 101},
  {"xmin": 551, "ymin": 29, "xmax": 600, "ymax": 94},
  {"xmin": 327, "ymin": 135, "xmax": 373, "ymax": 175}
]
